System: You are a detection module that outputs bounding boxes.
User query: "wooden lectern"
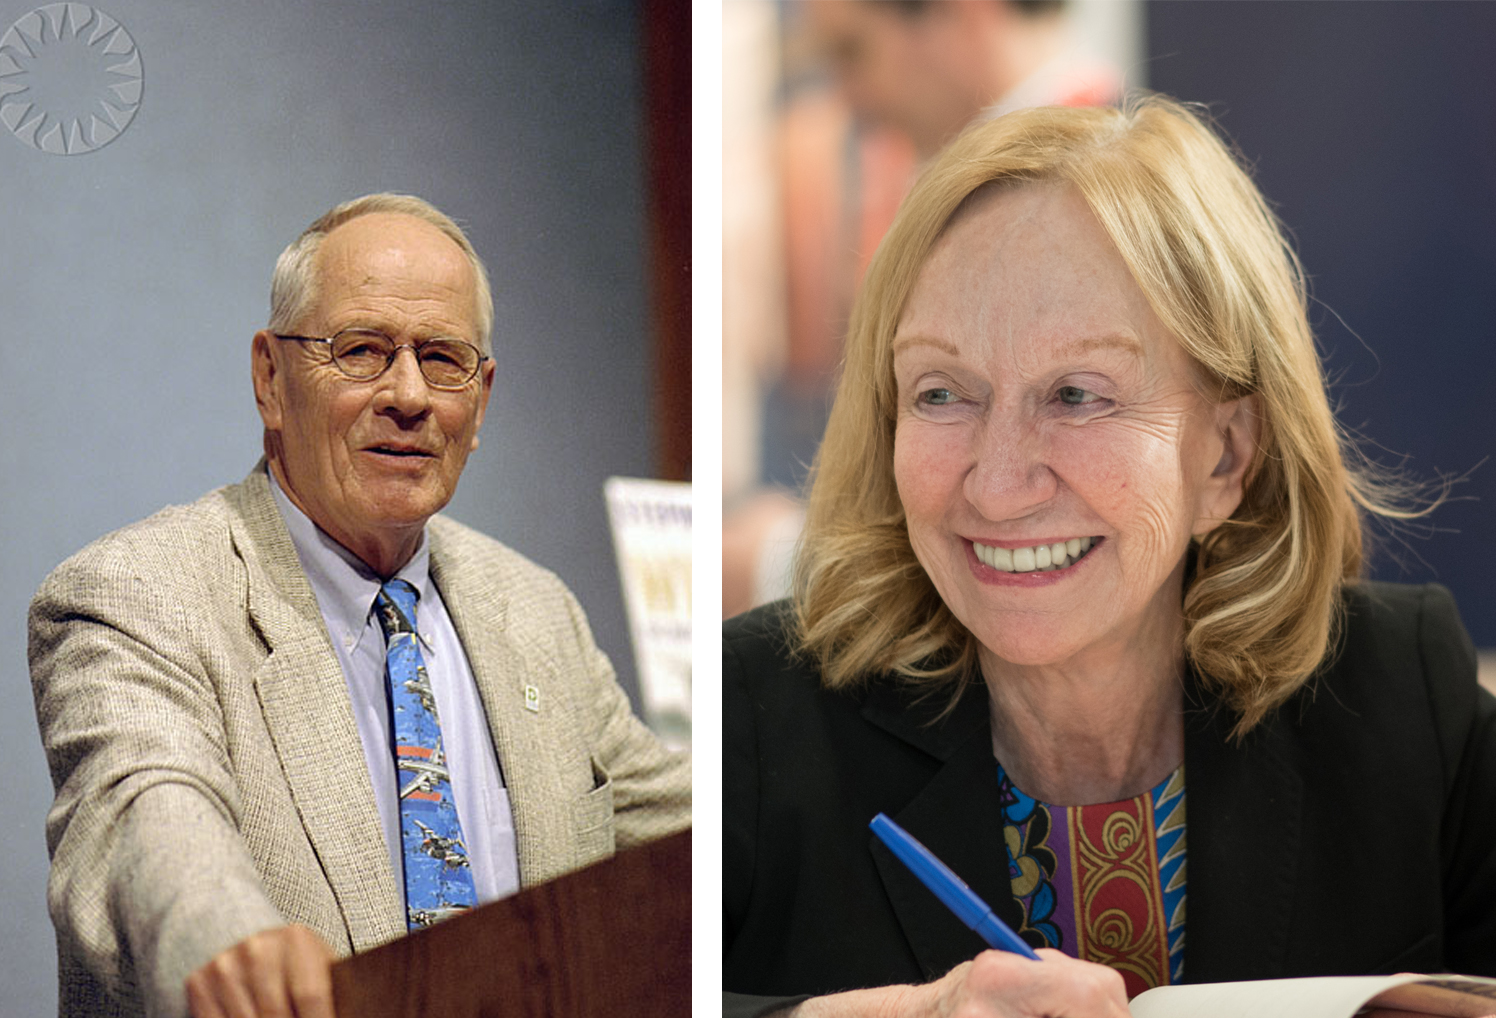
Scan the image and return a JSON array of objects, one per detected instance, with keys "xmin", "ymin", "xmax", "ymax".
[{"xmin": 331, "ymin": 829, "xmax": 691, "ymax": 1018}]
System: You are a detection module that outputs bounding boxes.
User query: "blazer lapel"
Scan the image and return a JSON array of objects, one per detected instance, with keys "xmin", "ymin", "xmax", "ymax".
[
  {"xmin": 1181, "ymin": 680, "xmax": 1304, "ymax": 981},
  {"xmin": 227, "ymin": 467, "xmax": 406, "ymax": 950},
  {"xmin": 855, "ymin": 664, "xmax": 1306, "ymax": 984},
  {"xmin": 861, "ymin": 682, "xmax": 1024, "ymax": 980},
  {"xmin": 428, "ymin": 526, "xmax": 579, "ymax": 887}
]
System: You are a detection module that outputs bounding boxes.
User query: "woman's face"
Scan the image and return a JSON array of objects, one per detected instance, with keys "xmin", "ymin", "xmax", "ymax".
[{"xmin": 892, "ymin": 182, "xmax": 1252, "ymax": 669}]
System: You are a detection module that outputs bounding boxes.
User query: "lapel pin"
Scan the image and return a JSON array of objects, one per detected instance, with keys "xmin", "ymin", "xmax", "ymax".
[{"xmin": 523, "ymin": 685, "xmax": 541, "ymax": 713}]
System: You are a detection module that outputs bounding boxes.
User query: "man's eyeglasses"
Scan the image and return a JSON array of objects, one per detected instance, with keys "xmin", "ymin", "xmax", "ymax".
[{"xmin": 274, "ymin": 329, "xmax": 489, "ymax": 389}]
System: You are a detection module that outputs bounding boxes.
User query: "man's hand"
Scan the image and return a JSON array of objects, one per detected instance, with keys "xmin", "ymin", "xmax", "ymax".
[{"xmin": 184, "ymin": 924, "xmax": 336, "ymax": 1018}]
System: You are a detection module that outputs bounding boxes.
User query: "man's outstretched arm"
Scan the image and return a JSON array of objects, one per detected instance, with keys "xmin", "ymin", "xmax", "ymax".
[{"xmin": 30, "ymin": 553, "xmax": 311, "ymax": 1018}]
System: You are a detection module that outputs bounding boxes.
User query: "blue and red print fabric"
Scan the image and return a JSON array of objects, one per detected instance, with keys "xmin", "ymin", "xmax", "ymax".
[{"xmin": 997, "ymin": 762, "xmax": 1186, "ymax": 998}]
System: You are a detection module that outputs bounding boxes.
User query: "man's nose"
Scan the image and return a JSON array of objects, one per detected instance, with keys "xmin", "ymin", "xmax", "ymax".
[
  {"xmin": 375, "ymin": 346, "xmax": 433, "ymax": 419},
  {"xmin": 963, "ymin": 412, "xmax": 1057, "ymax": 520}
]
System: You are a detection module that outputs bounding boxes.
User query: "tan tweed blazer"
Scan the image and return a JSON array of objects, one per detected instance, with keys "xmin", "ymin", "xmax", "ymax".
[{"xmin": 29, "ymin": 464, "xmax": 691, "ymax": 1018}]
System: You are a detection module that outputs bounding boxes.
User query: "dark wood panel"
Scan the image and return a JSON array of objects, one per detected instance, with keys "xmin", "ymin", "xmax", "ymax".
[{"xmin": 332, "ymin": 830, "xmax": 691, "ymax": 1017}]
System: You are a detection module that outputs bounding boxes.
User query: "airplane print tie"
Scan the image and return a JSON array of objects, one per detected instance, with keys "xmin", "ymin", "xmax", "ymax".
[{"xmin": 374, "ymin": 579, "xmax": 478, "ymax": 929}]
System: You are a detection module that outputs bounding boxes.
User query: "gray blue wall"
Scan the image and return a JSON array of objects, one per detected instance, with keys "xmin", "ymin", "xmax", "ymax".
[
  {"xmin": 0, "ymin": 1, "xmax": 655, "ymax": 1010},
  {"xmin": 1147, "ymin": 1, "xmax": 1496, "ymax": 647}
]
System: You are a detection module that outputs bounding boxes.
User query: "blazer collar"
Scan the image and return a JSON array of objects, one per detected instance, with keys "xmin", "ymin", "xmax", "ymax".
[
  {"xmin": 228, "ymin": 463, "xmax": 593, "ymax": 898},
  {"xmin": 861, "ymin": 678, "xmax": 1025, "ymax": 979},
  {"xmin": 427, "ymin": 520, "xmax": 587, "ymax": 887},
  {"xmin": 224, "ymin": 462, "xmax": 407, "ymax": 949},
  {"xmin": 857, "ymin": 668, "xmax": 1307, "ymax": 984},
  {"xmin": 859, "ymin": 675, "xmax": 990, "ymax": 761},
  {"xmin": 1180, "ymin": 676, "xmax": 1304, "ymax": 981}
]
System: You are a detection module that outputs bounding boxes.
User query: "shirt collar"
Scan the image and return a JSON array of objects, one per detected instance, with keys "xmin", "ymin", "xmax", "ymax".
[{"xmin": 267, "ymin": 471, "xmax": 433, "ymax": 641}]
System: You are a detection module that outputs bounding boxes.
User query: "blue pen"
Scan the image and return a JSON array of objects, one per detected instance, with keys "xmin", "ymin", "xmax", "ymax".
[{"xmin": 870, "ymin": 812, "xmax": 1042, "ymax": 961}]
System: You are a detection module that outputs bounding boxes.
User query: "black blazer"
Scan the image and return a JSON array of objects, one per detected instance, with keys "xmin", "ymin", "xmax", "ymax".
[{"xmin": 724, "ymin": 582, "xmax": 1496, "ymax": 1017}]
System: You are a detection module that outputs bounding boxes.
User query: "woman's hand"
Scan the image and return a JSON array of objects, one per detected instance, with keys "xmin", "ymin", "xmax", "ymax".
[
  {"xmin": 917, "ymin": 951, "xmax": 1131, "ymax": 1018},
  {"xmin": 791, "ymin": 950, "xmax": 1131, "ymax": 1018}
]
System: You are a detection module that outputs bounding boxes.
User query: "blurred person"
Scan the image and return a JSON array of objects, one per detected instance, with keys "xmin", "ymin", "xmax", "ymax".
[
  {"xmin": 724, "ymin": 97, "xmax": 1496, "ymax": 1016},
  {"xmin": 30, "ymin": 194, "xmax": 690, "ymax": 1018},
  {"xmin": 807, "ymin": 0, "xmax": 1116, "ymax": 161},
  {"xmin": 724, "ymin": 0, "xmax": 1119, "ymax": 618}
]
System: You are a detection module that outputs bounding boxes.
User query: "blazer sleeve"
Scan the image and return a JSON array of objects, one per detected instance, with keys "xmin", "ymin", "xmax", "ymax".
[
  {"xmin": 559, "ymin": 585, "xmax": 691, "ymax": 849},
  {"xmin": 724, "ymin": 614, "xmax": 812, "ymax": 1018},
  {"xmin": 1419, "ymin": 584, "xmax": 1496, "ymax": 972},
  {"xmin": 29, "ymin": 546, "xmax": 287, "ymax": 1018}
]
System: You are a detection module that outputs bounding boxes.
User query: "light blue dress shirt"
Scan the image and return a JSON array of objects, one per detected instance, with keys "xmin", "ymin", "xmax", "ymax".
[{"xmin": 269, "ymin": 475, "xmax": 521, "ymax": 905}]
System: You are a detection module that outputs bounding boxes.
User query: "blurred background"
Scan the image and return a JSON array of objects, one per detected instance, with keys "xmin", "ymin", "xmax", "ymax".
[
  {"xmin": 722, "ymin": 1, "xmax": 1496, "ymax": 695},
  {"xmin": 0, "ymin": 0, "xmax": 686, "ymax": 1011}
]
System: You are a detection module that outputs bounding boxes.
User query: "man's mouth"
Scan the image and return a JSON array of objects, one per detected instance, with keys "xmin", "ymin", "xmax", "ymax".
[{"xmin": 367, "ymin": 445, "xmax": 435, "ymax": 458}]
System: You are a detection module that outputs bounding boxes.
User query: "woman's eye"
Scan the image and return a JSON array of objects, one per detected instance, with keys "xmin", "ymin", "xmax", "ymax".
[
  {"xmin": 918, "ymin": 387, "xmax": 958, "ymax": 406},
  {"xmin": 1057, "ymin": 386, "xmax": 1099, "ymax": 406}
]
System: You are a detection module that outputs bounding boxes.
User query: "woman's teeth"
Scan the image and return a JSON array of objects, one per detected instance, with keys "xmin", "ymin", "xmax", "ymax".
[{"xmin": 973, "ymin": 537, "xmax": 1096, "ymax": 573}]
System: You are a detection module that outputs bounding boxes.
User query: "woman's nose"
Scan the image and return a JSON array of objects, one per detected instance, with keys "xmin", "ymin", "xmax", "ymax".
[{"xmin": 963, "ymin": 413, "xmax": 1057, "ymax": 520}]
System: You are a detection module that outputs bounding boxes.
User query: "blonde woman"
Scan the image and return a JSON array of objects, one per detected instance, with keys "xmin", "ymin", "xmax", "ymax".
[{"xmin": 724, "ymin": 96, "xmax": 1496, "ymax": 1018}]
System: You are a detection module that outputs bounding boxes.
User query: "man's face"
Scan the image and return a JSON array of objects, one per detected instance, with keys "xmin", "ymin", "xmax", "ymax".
[{"xmin": 252, "ymin": 212, "xmax": 494, "ymax": 572}]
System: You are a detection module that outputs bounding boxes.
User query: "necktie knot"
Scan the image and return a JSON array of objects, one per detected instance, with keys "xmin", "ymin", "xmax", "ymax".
[{"xmin": 375, "ymin": 578, "xmax": 420, "ymax": 638}]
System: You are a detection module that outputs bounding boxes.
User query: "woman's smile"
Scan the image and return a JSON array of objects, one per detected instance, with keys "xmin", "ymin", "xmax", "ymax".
[{"xmin": 966, "ymin": 535, "xmax": 1103, "ymax": 584}]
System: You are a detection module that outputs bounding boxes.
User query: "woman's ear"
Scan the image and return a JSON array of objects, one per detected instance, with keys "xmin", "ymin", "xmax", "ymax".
[{"xmin": 1194, "ymin": 394, "xmax": 1262, "ymax": 537}]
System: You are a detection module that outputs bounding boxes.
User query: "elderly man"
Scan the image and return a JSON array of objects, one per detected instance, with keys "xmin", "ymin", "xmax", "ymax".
[{"xmin": 29, "ymin": 194, "xmax": 691, "ymax": 1018}]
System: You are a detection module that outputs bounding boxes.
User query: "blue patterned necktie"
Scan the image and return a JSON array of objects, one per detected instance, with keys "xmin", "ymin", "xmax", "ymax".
[{"xmin": 373, "ymin": 578, "xmax": 478, "ymax": 930}]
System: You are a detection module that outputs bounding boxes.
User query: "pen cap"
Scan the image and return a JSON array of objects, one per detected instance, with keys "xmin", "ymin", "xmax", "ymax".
[
  {"xmin": 869, "ymin": 813, "xmax": 986, "ymax": 927},
  {"xmin": 870, "ymin": 813, "xmax": 1043, "ymax": 963}
]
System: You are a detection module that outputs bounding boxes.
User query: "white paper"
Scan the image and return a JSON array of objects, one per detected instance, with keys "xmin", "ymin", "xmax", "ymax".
[
  {"xmin": 604, "ymin": 477, "xmax": 692, "ymax": 749},
  {"xmin": 1130, "ymin": 975, "xmax": 1496, "ymax": 1018}
]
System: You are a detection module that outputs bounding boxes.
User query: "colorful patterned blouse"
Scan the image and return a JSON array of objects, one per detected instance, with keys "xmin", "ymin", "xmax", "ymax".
[{"xmin": 997, "ymin": 762, "xmax": 1186, "ymax": 998}]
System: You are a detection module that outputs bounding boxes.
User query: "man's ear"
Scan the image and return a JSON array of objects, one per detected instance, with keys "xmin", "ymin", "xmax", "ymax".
[
  {"xmin": 1193, "ymin": 394, "xmax": 1262, "ymax": 538},
  {"xmin": 469, "ymin": 357, "xmax": 496, "ymax": 453},
  {"xmin": 251, "ymin": 330, "xmax": 284, "ymax": 432}
]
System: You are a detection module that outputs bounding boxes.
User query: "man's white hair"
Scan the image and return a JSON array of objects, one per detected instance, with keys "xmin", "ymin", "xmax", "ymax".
[{"xmin": 267, "ymin": 193, "xmax": 495, "ymax": 352}]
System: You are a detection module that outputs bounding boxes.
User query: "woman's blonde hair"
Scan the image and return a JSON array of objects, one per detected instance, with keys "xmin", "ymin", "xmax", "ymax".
[{"xmin": 794, "ymin": 94, "xmax": 1424, "ymax": 737}]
